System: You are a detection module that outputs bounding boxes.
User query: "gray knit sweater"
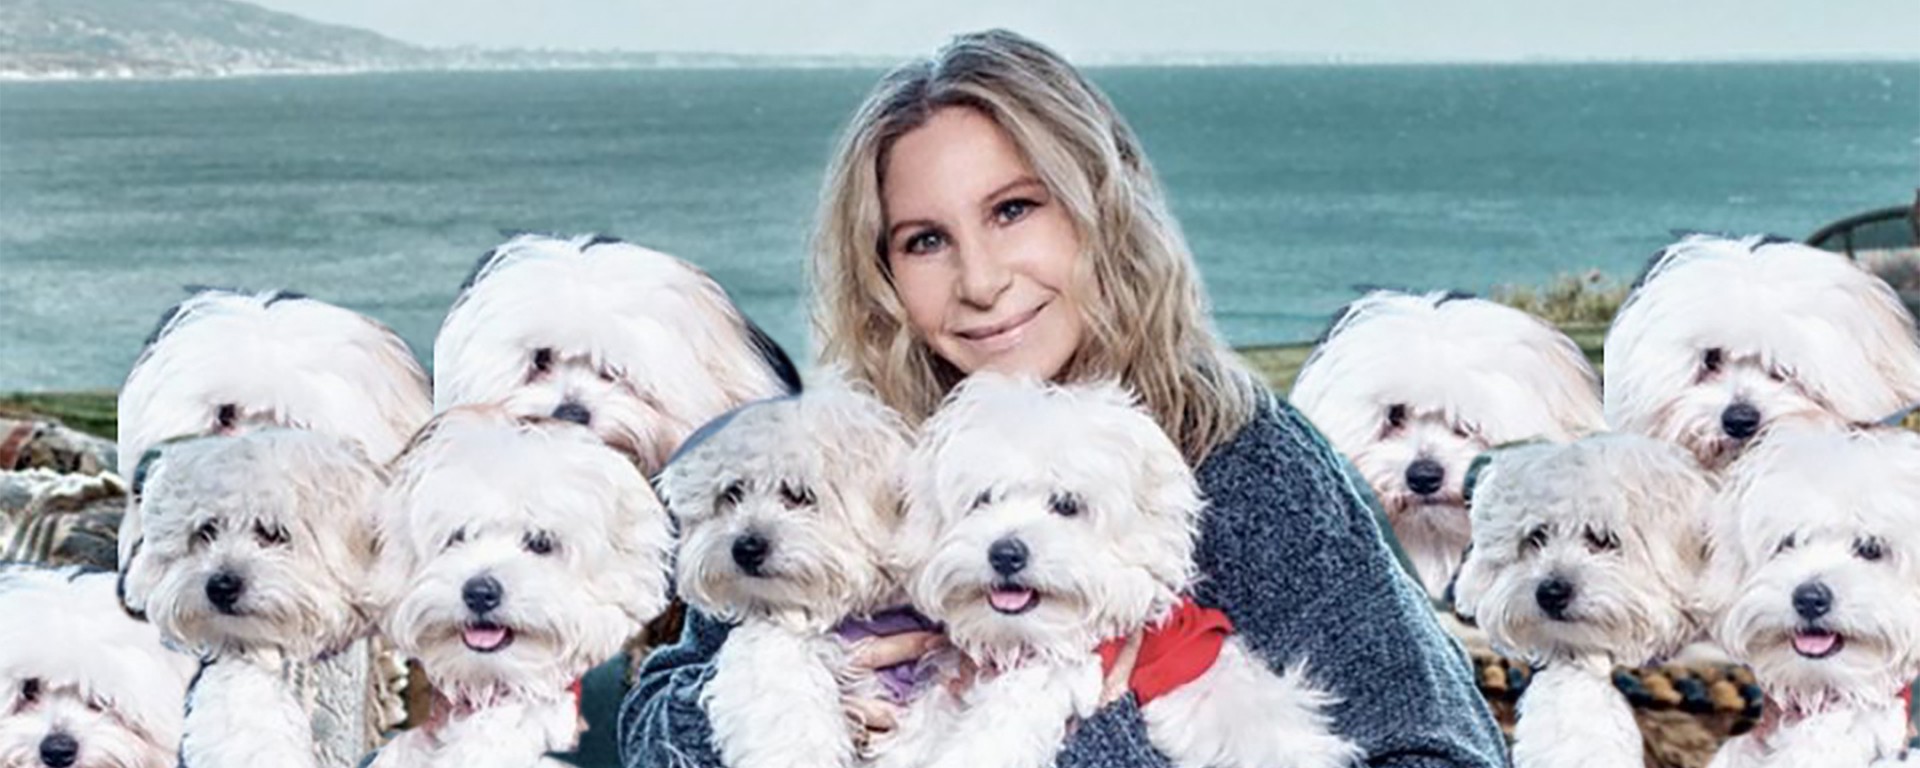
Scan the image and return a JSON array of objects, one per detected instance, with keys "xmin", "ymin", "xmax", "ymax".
[{"xmin": 617, "ymin": 395, "xmax": 1508, "ymax": 767}]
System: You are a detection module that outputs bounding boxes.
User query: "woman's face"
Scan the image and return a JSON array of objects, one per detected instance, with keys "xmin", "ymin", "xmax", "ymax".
[{"xmin": 882, "ymin": 107, "xmax": 1086, "ymax": 380}]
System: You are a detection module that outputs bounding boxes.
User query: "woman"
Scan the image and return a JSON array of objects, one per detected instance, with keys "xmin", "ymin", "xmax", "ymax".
[{"xmin": 621, "ymin": 29, "xmax": 1505, "ymax": 767}]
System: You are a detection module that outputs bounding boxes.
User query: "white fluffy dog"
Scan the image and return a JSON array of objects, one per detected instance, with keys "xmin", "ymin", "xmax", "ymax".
[
  {"xmin": 883, "ymin": 375, "xmax": 1358, "ymax": 768},
  {"xmin": 1701, "ymin": 426, "xmax": 1920, "ymax": 767},
  {"xmin": 1291, "ymin": 290, "xmax": 1605, "ymax": 598},
  {"xmin": 117, "ymin": 287, "xmax": 430, "ymax": 570},
  {"xmin": 432, "ymin": 233, "xmax": 800, "ymax": 472},
  {"xmin": 658, "ymin": 378, "xmax": 915, "ymax": 768},
  {"xmin": 1451, "ymin": 434, "xmax": 1715, "ymax": 768},
  {"xmin": 370, "ymin": 407, "xmax": 674, "ymax": 768},
  {"xmin": 117, "ymin": 429, "xmax": 386, "ymax": 768},
  {"xmin": 0, "ymin": 565, "xmax": 196, "ymax": 768},
  {"xmin": 1605, "ymin": 234, "xmax": 1920, "ymax": 470}
]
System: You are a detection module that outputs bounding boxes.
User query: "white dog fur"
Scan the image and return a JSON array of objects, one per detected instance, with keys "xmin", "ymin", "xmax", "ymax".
[
  {"xmin": 117, "ymin": 288, "xmax": 428, "ymax": 571},
  {"xmin": 117, "ymin": 429, "xmax": 386, "ymax": 768},
  {"xmin": 884, "ymin": 375, "xmax": 1358, "ymax": 768},
  {"xmin": 1701, "ymin": 426, "xmax": 1920, "ymax": 767},
  {"xmin": 1605, "ymin": 234, "xmax": 1920, "ymax": 470},
  {"xmin": 1451, "ymin": 434, "xmax": 1715, "ymax": 768},
  {"xmin": 432, "ymin": 233, "xmax": 798, "ymax": 473},
  {"xmin": 0, "ymin": 565, "xmax": 196, "ymax": 768},
  {"xmin": 369, "ymin": 406, "xmax": 674, "ymax": 768},
  {"xmin": 1291, "ymin": 290, "xmax": 1606, "ymax": 598},
  {"xmin": 659, "ymin": 376, "xmax": 915, "ymax": 768}
]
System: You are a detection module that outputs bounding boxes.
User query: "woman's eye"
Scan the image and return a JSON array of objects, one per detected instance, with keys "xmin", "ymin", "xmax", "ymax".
[
  {"xmin": 992, "ymin": 198, "xmax": 1037, "ymax": 224},
  {"xmin": 902, "ymin": 230, "xmax": 947, "ymax": 255}
]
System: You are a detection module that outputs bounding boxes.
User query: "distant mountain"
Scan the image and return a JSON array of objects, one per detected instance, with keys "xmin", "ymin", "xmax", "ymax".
[
  {"xmin": 0, "ymin": 0, "xmax": 435, "ymax": 78},
  {"xmin": 0, "ymin": 0, "xmax": 905, "ymax": 80}
]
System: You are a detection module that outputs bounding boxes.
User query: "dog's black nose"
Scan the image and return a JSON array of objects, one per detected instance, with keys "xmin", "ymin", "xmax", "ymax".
[
  {"xmin": 1721, "ymin": 403, "xmax": 1762, "ymax": 440},
  {"xmin": 1535, "ymin": 577, "xmax": 1575, "ymax": 619},
  {"xmin": 1792, "ymin": 581, "xmax": 1832, "ymax": 621},
  {"xmin": 1405, "ymin": 459, "xmax": 1446, "ymax": 496},
  {"xmin": 551, "ymin": 401, "xmax": 592, "ymax": 426},
  {"xmin": 731, "ymin": 533, "xmax": 771, "ymax": 574},
  {"xmin": 204, "ymin": 570, "xmax": 244, "ymax": 613},
  {"xmin": 39, "ymin": 732, "xmax": 78, "ymax": 768},
  {"xmin": 462, "ymin": 575, "xmax": 503, "ymax": 615},
  {"xmin": 988, "ymin": 537, "xmax": 1029, "ymax": 576}
]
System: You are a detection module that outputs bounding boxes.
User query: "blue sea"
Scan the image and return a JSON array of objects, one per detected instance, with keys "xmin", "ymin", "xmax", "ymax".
[{"xmin": 2, "ymin": 63, "xmax": 1916, "ymax": 391}]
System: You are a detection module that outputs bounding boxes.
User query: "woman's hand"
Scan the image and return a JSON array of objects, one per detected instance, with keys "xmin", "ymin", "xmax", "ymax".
[
  {"xmin": 1099, "ymin": 631, "xmax": 1143, "ymax": 706},
  {"xmin": 845, "ymin": 630, "xmax": 945, "ymax": 749}
]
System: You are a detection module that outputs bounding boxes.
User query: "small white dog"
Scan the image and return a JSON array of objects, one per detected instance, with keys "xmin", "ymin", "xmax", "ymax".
[
  {"xmin": 1605, "ymin": 234, "xmax": 1920, "ymax": 470},
  {"xmin": 0, "ymin": 565, "xmax": 196, "ymax": 768},
  {"xmin": 1701, "ymin": 426, "xmax": 1920, "ymax": 767},
  {"xmin": 370, "ymin": 407, "xmax": 674, "ymax": 768},
  {"xmin": 1291, "ymin": 290, "xmax": 1606, "ymax": 598},
  {"xmin": 659, "ymin": 378, "xmax": 916, "ymax": 768},
  {"xmin": 117, "ymin": 429, "xmax": 386, "ymax": 768},
  {"xmin": 1451, "ymin": 434, "xmax": 1715, "ymax": 768},
  {"xmin": 885, "ymin": 375, "xmax": 1358, "ymax": 768},
  {"xmin": 432, "ymin": 233, "xmax": 800, "ymax": 473},
  {"xmin": 117, "ymin": 287, "xmax": 430, "ymax": 570}
]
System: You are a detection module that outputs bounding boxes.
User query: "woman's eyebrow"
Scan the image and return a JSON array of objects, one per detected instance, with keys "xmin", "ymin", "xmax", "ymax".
[
  {"xmin": 981, "ymin": 176, "xmax": 1044, "ymax": 203},
  {"xmin": 886, "ymin": 218, "xmax": 937, "ymax": 241}
]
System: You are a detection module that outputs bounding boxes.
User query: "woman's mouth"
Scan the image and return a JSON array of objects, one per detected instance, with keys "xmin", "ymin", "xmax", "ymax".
[{"xmin": 954, "ymin": 303, "xmax": 1046, "ymax": 353}]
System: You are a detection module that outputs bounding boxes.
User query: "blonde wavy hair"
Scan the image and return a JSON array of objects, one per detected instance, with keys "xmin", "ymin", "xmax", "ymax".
[{"xmin": 811, "ymin": 29, "xmax": 1263, "ymax": 463}]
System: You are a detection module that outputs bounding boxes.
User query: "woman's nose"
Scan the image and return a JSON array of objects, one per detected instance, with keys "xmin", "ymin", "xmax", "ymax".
[{"xmin": 955, "ymin": 240, "xmax": 1013, "ymax": 309}]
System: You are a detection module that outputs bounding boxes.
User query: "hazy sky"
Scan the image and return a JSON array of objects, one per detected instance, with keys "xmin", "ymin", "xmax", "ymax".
[{"xmin": 248, "ymin": 0, "xmax": 1920, "ymax": 61}]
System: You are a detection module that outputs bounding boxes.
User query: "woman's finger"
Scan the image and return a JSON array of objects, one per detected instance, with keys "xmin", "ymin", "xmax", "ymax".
[
  {"xmin": 849, "ymin": 631, "xmax": 944, "ymax": 669},
  {"xmin": 1099, "ymin": 631, "xmax": 1144, "ymax": 705}
]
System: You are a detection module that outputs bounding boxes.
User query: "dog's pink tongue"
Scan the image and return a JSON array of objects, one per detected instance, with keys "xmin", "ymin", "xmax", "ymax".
[
  {"xmin": 464, "ymin": 625, "xmax": 509, "ymax": 651},
  {"xmin": 1793, "ymin": 630, "xmax": 1838, "ymax": 657},
  {"xmin": 988, "ymin": 586, "xmax": 1035, "ymax": 613}
]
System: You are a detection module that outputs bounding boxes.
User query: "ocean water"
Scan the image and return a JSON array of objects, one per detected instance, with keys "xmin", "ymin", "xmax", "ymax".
[{"xmin": 2, "ymin": 63, "xmax": 1915, "ymax": 391}]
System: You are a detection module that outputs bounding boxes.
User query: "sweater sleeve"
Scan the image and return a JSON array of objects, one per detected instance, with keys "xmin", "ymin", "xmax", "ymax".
[
  {"xmin": 1186, "ymin": 397, "xmax": 1508, "ymax": 767},
  {"xmin": 617, "ymin": 609, "xmax": 731, "ymax": 768}
]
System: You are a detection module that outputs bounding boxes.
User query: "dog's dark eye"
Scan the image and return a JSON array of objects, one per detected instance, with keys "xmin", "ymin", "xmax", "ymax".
[
  {"xmin": 215, "ymin": 404, "xmax": 239, "ymax": 430},
  {"xmin": 1522, "ymin": 526, "xmax": 1549, "ymax": 552},
  {"xmin": 1701, "ymin": 348, "xmax": 1724, "ymax": 374},
  {"xmin": 1049, "ymin": 492, "xmax": 1083, "ymax": 518},
  {"xmin": 597, "ymin": 367, "xmax": 617, "ymax": 383},
  {"xmin": 253, "ymin": 521, "xmax": 289, "ymax": 547},
  {"xmin": 1583, "ymin": 527, "xmax": 1620, "ymax": 553},
  {"xmin": 19, "ymin": 678, "xmax": 40, "ymax": 704},
  {"xmin": 1854, "ymin": 536, "xmax": 1885, "ymax": 562},
  {"xmin": 531, "ymin": 348, "xmax": 554, "ymax": 373},
  {"xmin": 1774, "ymin": 534, "xmax": 1797, "ymax": 556},
  {"xmin": 444, "ymin": 527, "xmax": 468, "ymax": 550},
  {"xmin": 524, "ymin": 530, "xmax": 556, "ymax": 556},
  {"xmin": 970, "ymin": 489, "xmax": 993, "ymax": 512},
  {"xmin": 718, "ymin": 481, "xmax": 745, "ymax": 510},
  {"xmin": 1766, "ymin": 364, "xmax": 1790, "ymax": 384},
  {"xmin": 1385, "ymin": 404, "xmax": 1408, "ymax": 430},
  {"xmin": 779, "ymin": 482, "xmax": 815, "ymax": 509},
  {"xmin": 194, "ymin": 520, "xmax": 220, "ymax": 546}
]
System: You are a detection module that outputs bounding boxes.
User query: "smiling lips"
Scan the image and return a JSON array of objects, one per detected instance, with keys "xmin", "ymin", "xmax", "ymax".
[
  {"xmin": 1791, "ymin": 627, "xmax": 1843, "ymax": 659},
  {"xmin": 955, "ymin": 303, "xmax": 1045, "ymax": 349}
]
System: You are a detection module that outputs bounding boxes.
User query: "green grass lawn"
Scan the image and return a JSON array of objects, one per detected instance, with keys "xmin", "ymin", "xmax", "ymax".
[{"xmin": 1, "ymin": 323, "xmax": 1609, "ymax": 441}]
